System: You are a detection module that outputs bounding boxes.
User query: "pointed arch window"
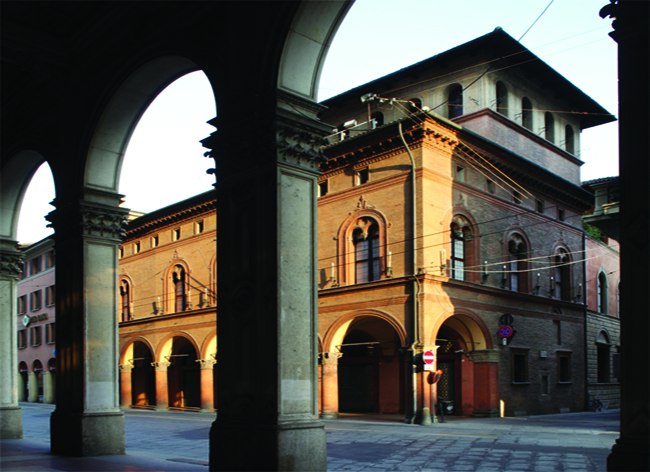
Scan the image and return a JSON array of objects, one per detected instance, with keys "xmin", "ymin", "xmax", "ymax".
[
  {"xmin": 545, "ymin": 112, "xmax": 555, "ymax": 143},
  {"xmin": 553, "ymin": 249, "xmax": 571, "ymax": 300},
  {"xmin": 173, "ymin": 266, "xmax": 187, "ymax": 312},
  {"xmin": 522, "ymin": 97, "xmax": 533, "ymax": 130},
  {"xmin": 450, "ymin": 218, "xmax": 472, "ymax": 281},
  {"xmin": 598, "ymin": 271, "xmax": 608, "ymax": 314},
  {"xmin": 496, "ymin": 81, "xmax": 508, "ymax": 117},
  {"xmin": 354, "ymin": 224, "xmax": 380, "ymax": 283},
  {"xmin": 448, "ymin": 84, "xmax": 463, "ymax": 119},
  {"xmin": 508, "ymin": 235, "xmax": 528, "ymax": 293},
  {"xmin": 119, "ymin": 280, "xmax": 131, "ymax": 322}
]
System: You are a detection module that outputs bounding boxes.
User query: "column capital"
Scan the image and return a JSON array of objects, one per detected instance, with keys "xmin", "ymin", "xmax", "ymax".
[
  {"xmin": 197, "ymin": 359, "xmax": 217, "ymax": 369},
  {"xmin": 0, "ymin": 243, "xmax": 24, "ymax": 280},
  {"xmin": 119, "ymin": 364, "xmax": 134, "ymax": 373},
  {"xmin": 47, "ymin": 196, "xmax": 129, "ymax": 242},
  {"xmin": 319, "ymin": 352, "xmax": 343, "ymax": 365},
  {"xmin": 151, "ymin": 361, "xmax": 171, "ymax": 371}
]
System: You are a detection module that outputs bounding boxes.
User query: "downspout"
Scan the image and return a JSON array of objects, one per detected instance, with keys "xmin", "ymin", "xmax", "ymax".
[
  {"xmin": 583, "ymin": 231, "xmax": 589, "ymax": 410},
  {"xmin": 398, "ymin": 121, "xmax": 421, "ymax": 423}
]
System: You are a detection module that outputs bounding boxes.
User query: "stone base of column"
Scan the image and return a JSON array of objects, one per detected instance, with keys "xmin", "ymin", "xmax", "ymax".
[
  {"xmin": 607, "ymin": 437, "xmax": 650, "ymax": 472},
  {"xmin": 209, "ymin": 419, "xmax": 326, "ymax": 471},
  {"xmin": 51, "ymin": 410, "xmax": 125, "ymax": 456},
  {"xmin": 155, "ymin": 406, "xmax": 169, "ymax": 412},
  {"xmin": 472, "ymin": 409, "xmax": 500, "ymax": 418},
  {"xmin": 0, "ymin": 407, "xmax": 23, "ymax": 439},
  {"xmin": 320, "ymin": 411, "xmax": 338, "ymax": 419}
]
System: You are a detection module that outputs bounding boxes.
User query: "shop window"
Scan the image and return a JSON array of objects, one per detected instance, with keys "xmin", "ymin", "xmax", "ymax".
[
  {"xmin": 45, "ymin": 285, "xmax": 55, "ymax": 307},
  {"xmin": 173, "ymin": 266, "xmax": 187, "ymax": 312},
  {"xmin": 318, "ymin": 180, "xmax": 329, "ymax": 197},
  {"xmin": 508, "ymin": 234, "xmax": 528, "ymax": 293},
  {"xmin": 558, "ymin": 352, "xmax": 571, "ymax": 382},
  {"xmin": 17, "ymin": 295, "xmax": 27, "ymax": 315},
  {"xmin": 354, "ymin": 224, "xmax": 380, "ymax": 284},
  {"xmin": 522, "ymin": 97, "xmax": 533, "ymax": 130},
  {"xmin": 596, "ymin": 330, "xmax": 611, "ymax": 383},
  {"xmin": 512, "ymin": 350, "xmax": 529, "ymax": 383},
  {"xmin": 565, "ymin": 125, "xmax": 575, "ymax": 154},
  {"xmin": 544, "ymin": 112, "xmax": 555, "ymax": 143},
  {"xmin": 448, "ymin": 84, "xmax": 463, "ymax": 119},
  {"xmin": 195, "ymin": 220, "xmax": 204, "ymax": 234},
  {"xmin": 30, "ymin": 325, "xmax": 42, "ymax": 347},
  {"xmin": 496, "ymin": 81, "xmax": 508, "ymax": 116},
  {"xmin": 45, "ymin": 323, "xmax": 56, "ymax": 344},
  {"xmin": 598, "ymin": 271, "xmax": 609, "ymax": 314},
  {"xmin": 355, "ymin": 168, "xmax": 369, "ymax": 186},
  {"xmin": 30, "ymin": 290, "xmax": 42, "ymax": 311},
  {"xmin": 371, "ymin": 111, "xmax": 384, "ymax": 128},
  {"xmin": 553, "ymin": 249, "xmax": 571, "ymax": 300},
  {"xmin": 18, "ymin": 329, "xmax": 27, "ymax": 349},
  {"xmin": 119, "ymin": 280, "xmax": 131, "ymax": 322}
]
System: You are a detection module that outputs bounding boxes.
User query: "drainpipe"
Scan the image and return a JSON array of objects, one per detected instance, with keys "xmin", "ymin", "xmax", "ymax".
[
  {"xmin": 583, "ymin": 231, "xmax": 589, "ymax": 410},
  {"xmin": 398, "ymin": 121, "xmax": 421, "ymax": 423}
]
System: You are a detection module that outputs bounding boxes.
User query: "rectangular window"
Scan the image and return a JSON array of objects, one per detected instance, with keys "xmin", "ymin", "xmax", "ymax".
[
  {"xmin": 558, "ymin": 208, "xmax": 565, "ymax": 221},
  {"xmin": 18, "ymin": 262, "xmax": 26, "ymax": 280},
  {"xmin": 18, "ymin": 330, "xmax": 27, "ymax": 349},
  {"xmin": 44, "ymin": 250, "xmax": 55, "ymax": 269},
  {"xmin": 195, "ymin": 220, "xmax": 204, "ymax": 234},
  {"xmin": 30, "ymin": 325, "xmax": 42, "ymax": 347},
  {"xmin": 512, "ymin": 190, "xmax": 523, "ymax": 205},
  {"xmin": 151, "ymin": 235, "xmax": 159, "ymax": 248},
  {"xmin": 558, "ymin": 352, "xmax": 571, "ymax": 382},
  {"xmin": 134, "ymin": 241, "xmax": 141, "ymax": 254},
  {"xmin": 30, "ymin": 255, "xmax": 41, "ymax": 276},
  {"xmin": 45, "ymin": 285, "xmax": 55, "ymax": 307},
  {"xmin": 512, "ymin": 350, "xmax": 529, "ymax": 383},
  {"xmin": 356, "ymin": 168, "xmax": 369, "ymax": 186},
  {"xmin": 553, "ymin": 320, "xmax": 561, "ymax": 345},
  {"xmin": 173, "ymin": 228, "xmax": 181, "ymax": 241},
  {"xmin": 119, "ymin": 247, "xmax": 124, "ymax": 258},
  {"xmin": 318, "ymin": 180, "xmax": 329, "ymax": 197},
  {"xmin": 17, "ymin": 295, "xmax": 27, "ymax": 314},
  {"xmin": 30, "ymin": 290, "xmax": 42, "ymax": 311},
  {"xmin": 456, "ymin": 166, "xmax": 465, "ymax": 183},
  {"xmin": 487, "ymin": 179, "xmax": 495, "ymax": 194},
  {"xmin": 536, "ymin": 199, "xmax": 544, "ymax": 213},
  {"xmin": 45, "ymin": 323, "xmax": 56, "ymax": 344}
]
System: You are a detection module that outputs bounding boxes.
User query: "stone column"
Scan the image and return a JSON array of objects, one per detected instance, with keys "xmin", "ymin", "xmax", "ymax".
[
  {"xmin": 601, "ymin": 2, "xmax": 650, "ymax": 470},
  {"xmin": 152, "ymin": 362, "xmax": 170, "ymax": 411},
  {"xmin": 204, "ymin": 92, "xmax": 330, "ymax": 471},
  {"xmin": 320, "ymin": 352, "xmax": 343, "ymax": 419},
  {"xmin": 0, "ymin": 241, "xmax": 23, "ymax": 438},
  {"xmin": 28, "ymin": 372, "xmax": 39, "ymax": 403},
  {"xmin": 47, "ymin": 195, "xmax": 127, "ymax": 456},
  {"xmin": 468, "ymin": 349, "xmax": 500, "ymax": 417},
  {"xmin": 198, "ymin": 359, "xmax": 217, "ymax": 412},
  {"xmin": 43, "ymin": 371, "xmax": 55, "ymax": 404},
  {"xmin": 119, "ymin": 364, "xmax": 134, "ymax": 409},
  {"xmin": 17, "ymin": 372, "xmax": 26, "ymax": 403}
]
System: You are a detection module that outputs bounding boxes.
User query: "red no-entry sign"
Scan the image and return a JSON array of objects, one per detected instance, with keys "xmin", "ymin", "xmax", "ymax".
[{"xmin": 423, "ymin": 350, "xmax": 436, "ymax": 364}]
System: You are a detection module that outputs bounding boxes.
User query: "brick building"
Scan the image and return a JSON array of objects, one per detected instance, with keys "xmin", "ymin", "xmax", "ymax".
[
  {"xmin": 16, "ymin": 237, "xmax": 56, "ymax": 404},
  {"xmin": 314, "ymin": 28, "xmax": 615, "ymax": 421}
]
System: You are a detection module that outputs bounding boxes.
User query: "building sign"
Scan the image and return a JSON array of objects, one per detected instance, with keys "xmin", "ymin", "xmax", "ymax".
[{"xmin": 22, "ymin": 313, "xmax": 48, "ymax": 327}]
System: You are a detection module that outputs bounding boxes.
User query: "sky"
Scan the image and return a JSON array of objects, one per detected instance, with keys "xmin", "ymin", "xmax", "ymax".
[{"xmin": 16, "ymin": 0, "xmax": 618, "ymax": 244}]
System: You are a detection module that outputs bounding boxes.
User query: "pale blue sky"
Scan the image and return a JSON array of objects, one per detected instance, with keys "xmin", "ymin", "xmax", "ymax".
[{"xmin": 17, "ymin": 0, "xmax": 617, "ymax": 243}]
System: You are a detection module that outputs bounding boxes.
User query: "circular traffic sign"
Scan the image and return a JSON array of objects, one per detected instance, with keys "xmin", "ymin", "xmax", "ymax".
[
  {"xmin": 423, "ymin": 350, "xmax": 436, "ymax": 364},
  {"xmin": 499, "ymin": 325, "xmax": 513, "ymax": 338}
]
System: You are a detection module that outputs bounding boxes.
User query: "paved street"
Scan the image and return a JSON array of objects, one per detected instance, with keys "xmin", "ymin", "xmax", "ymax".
[{"xmin": 1, "ymin": 402, "xmax": 618, "ymax": 471}]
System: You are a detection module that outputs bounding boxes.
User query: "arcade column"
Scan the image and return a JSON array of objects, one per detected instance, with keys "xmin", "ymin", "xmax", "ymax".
[
  {"xmin": 47, "ymin": 195, "xmax": 128, "ymax": 456},
  {"xmin": 320, "ymin": 352, "xmax": 343, "ymax": 419},
  {"xmin": 28, "ymin": 371, "xmax": 39, "ymax": 403},
  {"xmin": 198, "ymin": 359, "xmax": 217, "ymax": 412},
  {"xmin": 43, "ymin": 369, "xmax": 55, "ymax": 404},
  {"xmin": 152, "ymin": 362, "xmax": 170, "ymax": 411},
  {"xmin": 0, "ymin": 240, "xmax": 23, "ymax": 439},
  {"xmin": 119, "ymin": 364, "xmax": 134, "ymax": 409}
]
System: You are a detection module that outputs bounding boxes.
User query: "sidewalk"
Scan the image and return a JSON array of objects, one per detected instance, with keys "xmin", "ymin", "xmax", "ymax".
[{"xmin": 1, "ymin": 403, "xmax": 619, "ymax": 471}]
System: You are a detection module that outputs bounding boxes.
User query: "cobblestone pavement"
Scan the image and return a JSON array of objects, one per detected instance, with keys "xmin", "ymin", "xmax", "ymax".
[{"xmin": 1, "ymin": 403, "xmax": 618, "ymax": 471}]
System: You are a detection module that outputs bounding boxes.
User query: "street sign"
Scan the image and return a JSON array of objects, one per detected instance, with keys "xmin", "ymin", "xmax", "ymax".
[
  {"xmin": 423, "ymin": 350, "xmax": 436, "ymax": 364},
  {"xmin": 499, "ymin": 325, "xmax": 513, "ymax": 338}
]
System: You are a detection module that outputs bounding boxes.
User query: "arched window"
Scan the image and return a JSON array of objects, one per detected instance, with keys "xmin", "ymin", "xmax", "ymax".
[
  {"xmin": 598, "ymin": 271, "xmax": 608, "ymax": 314},
  {"xmin": 496, "ymin": 81, "xmax": 508, "ymax": 117},
  {"xmin": 544, "ymin": 112, "xmax": 555, "ymax": 143},
  {"xmin": 371, "ymin": 111, "xmax": 384, "ymax": 128},
  {"xmin": 408, "ymin": 98, "xmax": 422, "ymax": 113},
  {"xmin": 172, "ymin": 265, "xmax": 187, "ymax": 312},
  {"xmin": 565, "ymin": 124, "xmax": 575, "ymax": 154},
  {"xmin": 508, "ymin": 234, "xmax": 528, "ymax": 293},
  {"xmin": 448, "ymin": 84, "xmax": 463, "ymax": 119},
  {"xmin": 596, "ymin": 330, "xmax": 610, "ymax": 383},
  {"xmin": 522, "ymin": 97, "xmax": 533, "ymax": 130},
  {"xmin": 119, "ymin": 279, "xmax": 131, "ymax": 322},
  {"xmin": 354, "ymin": 224, "xmax": 380, "ymax": 283},
  {"xmin": 450, "ymin": 218, "xmax": 472, "ymax": 281},
  {"xmin": 553, "ymin": 249, "xmax": 571, "ymax": 300}
]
